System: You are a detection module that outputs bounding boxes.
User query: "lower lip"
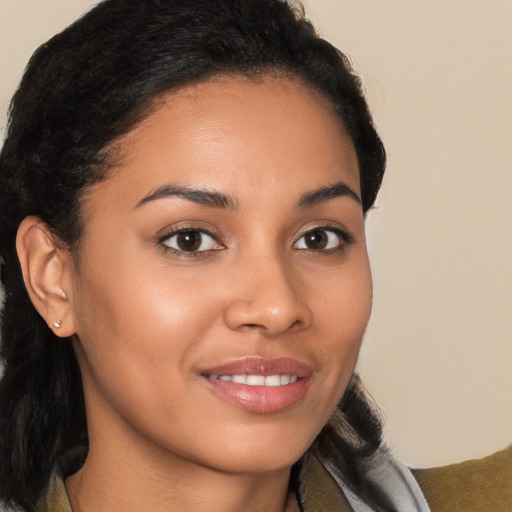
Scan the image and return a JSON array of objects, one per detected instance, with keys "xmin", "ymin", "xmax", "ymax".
[{"xmin": 204, "ymin": 377, "xmax": 311, "ymax": 413}]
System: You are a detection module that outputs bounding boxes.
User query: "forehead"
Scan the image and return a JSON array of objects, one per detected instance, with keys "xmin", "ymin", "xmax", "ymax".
[{"xmin": 86, "ymin": 77, "xmax": 360, "ymax": 213}]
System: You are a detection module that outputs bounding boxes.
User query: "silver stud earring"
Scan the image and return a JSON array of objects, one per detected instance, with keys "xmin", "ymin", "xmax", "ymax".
[{"xmin": 53, "ymin": 320, "xmax": 62, "ymax": 329}]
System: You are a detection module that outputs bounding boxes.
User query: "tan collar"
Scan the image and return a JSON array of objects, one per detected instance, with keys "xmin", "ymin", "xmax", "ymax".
[
  {"xmin": 36, "ymin": 471, "xmax": 73, "ymax": 512},
  {"xmin": 298, "ymin": 454, "xmax": 352, "ymax": 512}
]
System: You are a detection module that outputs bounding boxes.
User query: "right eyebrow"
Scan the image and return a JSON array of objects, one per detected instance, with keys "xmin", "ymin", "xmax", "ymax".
[{"xmin": 134, "ymin": 184, "xmax": 239, "ymax": 211}]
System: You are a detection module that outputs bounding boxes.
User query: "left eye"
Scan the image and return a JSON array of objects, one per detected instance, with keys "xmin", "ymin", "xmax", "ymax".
[
  {"xmin": 161, "ymin": 230, "xmax": 219, "ymax": 252},
  {"xmin": 294, "ymin": 228, "xmax": 346, "ymax": 251}
]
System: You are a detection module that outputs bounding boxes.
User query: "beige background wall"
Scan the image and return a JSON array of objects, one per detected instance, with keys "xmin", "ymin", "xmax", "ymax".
[{"xmin": 1, "ymin": 0, "xmax": 510, "ymax": 468}]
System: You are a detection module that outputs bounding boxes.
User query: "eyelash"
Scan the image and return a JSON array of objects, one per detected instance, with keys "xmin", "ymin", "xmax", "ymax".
[
  {"xmin": 157, "ymin": 226, "xmax": 222, "ymax": 259},
  {"xmin": 294, "ymin": 226, "xmax": 353, "ymax": 254},
  {"xmin": 157, "ymin": 225, "xmax": 353, "ymax": 259}
]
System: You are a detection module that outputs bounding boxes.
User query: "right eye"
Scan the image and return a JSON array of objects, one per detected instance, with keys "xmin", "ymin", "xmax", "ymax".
[{"xmin": 160, "ymin": 229, "xmax": 221, "ymax": 253}]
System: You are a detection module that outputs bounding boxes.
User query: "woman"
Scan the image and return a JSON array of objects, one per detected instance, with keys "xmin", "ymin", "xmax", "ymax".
[{"xmin": 0, "ymin": 1, "xmax": 507, "ymax": 511}]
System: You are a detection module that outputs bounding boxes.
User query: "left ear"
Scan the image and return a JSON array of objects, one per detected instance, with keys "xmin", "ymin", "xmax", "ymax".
[{"xmin": 16, "ymin": 216, "xmax": 77, "ymax": 338}]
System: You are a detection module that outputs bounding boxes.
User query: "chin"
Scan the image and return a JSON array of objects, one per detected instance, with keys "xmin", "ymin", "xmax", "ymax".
[{"xmin": 193, "ymin": 423, "xmax": 320, "ymax": 475}]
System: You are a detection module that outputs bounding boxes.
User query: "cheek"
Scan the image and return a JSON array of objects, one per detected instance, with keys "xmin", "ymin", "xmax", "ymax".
[
  {"xmin": 289, "ymin": 262, "xmax": 372, "ymax": 453},
  {"xmin": 76, "ymin": 244, "xmax": 219, "ymax": 338},
  {"xmin": 308, "ymin": 254, "xmax": 373, "ymax": 386},
  {"xmin": 71, "ymin": 252, "xmax": 221, "ymax": 403},
  {"xmin": 312, "ymin": 253, "xmax": 372, "ymax": 337},
  {"xmin": 71, "ymin": 263, "xmax": 224, "ymax": 452}
]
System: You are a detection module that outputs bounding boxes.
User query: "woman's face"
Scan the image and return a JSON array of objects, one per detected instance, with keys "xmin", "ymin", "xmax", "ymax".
[{"xmin": 69, "ymin": 77, "xmax": 372, "ymax": 474}]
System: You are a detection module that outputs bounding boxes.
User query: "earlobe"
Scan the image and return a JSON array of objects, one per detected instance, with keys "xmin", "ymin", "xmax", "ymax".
[{"xmin": 16, "ymin": 216, "xmax": 76, "ymax": 338}]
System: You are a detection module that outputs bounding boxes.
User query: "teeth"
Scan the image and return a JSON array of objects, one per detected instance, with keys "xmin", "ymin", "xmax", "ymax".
[
  {"xmin": 209, "ymin": 374, "xmax": 297, "ymax": 387},
  {"xmin": 247, "ymin": 375, "xmax": 265, "ymax": 386},
  {"xmin": 264, "ymin": 375, "xmax": 281, "ymax": 387}
]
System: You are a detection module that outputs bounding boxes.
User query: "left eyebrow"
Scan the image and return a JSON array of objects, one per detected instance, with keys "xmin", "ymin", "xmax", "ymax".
[{"xmin": 297, "ymin": 181, "xmax": 361, "ymax": 209}]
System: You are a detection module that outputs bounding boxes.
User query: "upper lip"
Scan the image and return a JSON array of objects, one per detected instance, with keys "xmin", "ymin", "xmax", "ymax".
[{"xmin": 200, "ymin": 356, "xmax": 313, "ymax": 377}]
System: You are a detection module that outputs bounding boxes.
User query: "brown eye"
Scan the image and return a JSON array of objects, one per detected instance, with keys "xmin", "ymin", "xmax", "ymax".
[
  {"xmin": 161, "ymin": 230, "xmax": 218, "ymax": 252},
  {"xmin": 176, "ymin": 231, "xmax": 202, "ymax": 251},
  {"xmin": 303, "ymin": 230, "xmax": 329, "ymax": 250},
  {"xmin": 294, "ymin": 227, "xmax": 350, "ymax": 252}
]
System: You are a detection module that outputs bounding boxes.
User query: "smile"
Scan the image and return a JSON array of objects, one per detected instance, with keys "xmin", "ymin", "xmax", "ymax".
[
  {"xmin": 208, "ymin": 374, "xmax": 298, "ymax": 386},
  {"xmin": 201, "ymin": 357, "xmax": 312, "ymax": 413}
]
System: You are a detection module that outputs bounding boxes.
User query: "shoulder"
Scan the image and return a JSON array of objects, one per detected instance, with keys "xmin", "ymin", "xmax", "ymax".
[{"xmin": 412, "ymin": 445, "xmax": 512, "ymax": 512}]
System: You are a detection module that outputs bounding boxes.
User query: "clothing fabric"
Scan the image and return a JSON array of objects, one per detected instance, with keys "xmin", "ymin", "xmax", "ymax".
[
  {"xmin": 412, "ymin": 446, "xmax": 512, "ymax": 512},
  {"xmin": 298, "ymin": 449, "xmax": 429, "ymax": 511},
  {"xmin": 33, "ymin": 446, "xmax": 512, "ymax": 512},
  {"xmin": 36, "ymin": 451, "xmax": 426, "ymax": 512}
]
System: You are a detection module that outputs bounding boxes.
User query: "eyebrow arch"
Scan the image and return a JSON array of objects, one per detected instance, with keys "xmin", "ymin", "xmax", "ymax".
[
  {"xmin": 297, "ymin": 181, "xmax": 361, "ymax": 209},
  {"xmin": 135, "ymin": 184, "xmax": 239, "ymax": 210}
]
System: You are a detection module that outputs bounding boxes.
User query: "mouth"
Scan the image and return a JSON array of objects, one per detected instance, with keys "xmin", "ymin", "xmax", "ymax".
[{"xmin": 200, "ymin": 357, "xmax": 312, "ymax": 413}]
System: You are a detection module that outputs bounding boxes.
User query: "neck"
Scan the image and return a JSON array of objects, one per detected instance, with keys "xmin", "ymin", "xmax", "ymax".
[
  {"xmin": 67, "ymin": 458, "xmax": 296, "ymax": 512},
  {"xmin": 66, "ymin": 424, "xmax": 297, "ymax": 512}
]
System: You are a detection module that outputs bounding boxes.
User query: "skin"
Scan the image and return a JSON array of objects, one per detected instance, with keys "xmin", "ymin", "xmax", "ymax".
[{"xmin": 19, "ymin": 77, "xmax": 372, "ymax": 511}]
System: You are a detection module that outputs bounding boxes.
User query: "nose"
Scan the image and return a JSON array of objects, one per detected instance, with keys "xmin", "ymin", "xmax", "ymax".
[{"xmin": 223, "ymin": 252, "xmax": 311, "ymax": 336}]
